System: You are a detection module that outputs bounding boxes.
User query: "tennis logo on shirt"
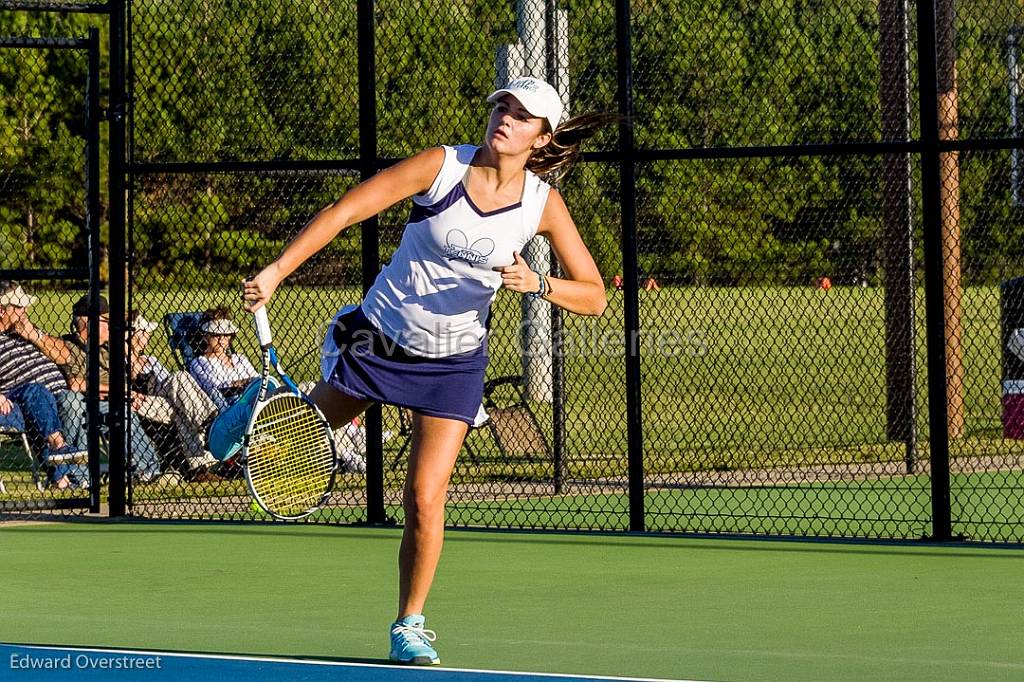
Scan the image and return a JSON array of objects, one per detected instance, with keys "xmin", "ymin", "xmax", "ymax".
[{"xmin": 444, "ymin": 229, "xmax": 495, "ymax": 266}]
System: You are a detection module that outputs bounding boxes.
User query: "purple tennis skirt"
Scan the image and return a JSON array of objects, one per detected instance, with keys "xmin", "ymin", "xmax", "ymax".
[{"xmin": 320, "ymin": 305, "xmax": 488, "ymax": 426}]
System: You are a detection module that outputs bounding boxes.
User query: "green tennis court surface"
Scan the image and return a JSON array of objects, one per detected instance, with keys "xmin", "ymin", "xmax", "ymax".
[{"xmin": 2, "ymin": 523, "xmax": 1022, "ymax": 681}]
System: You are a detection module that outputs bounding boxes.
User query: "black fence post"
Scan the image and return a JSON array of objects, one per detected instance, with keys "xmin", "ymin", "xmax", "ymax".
[
  {"xmin": 107, "ymin": 0, "xmax": 128, "ymax": 517},
  {"xmin": 915, "ymin": 0, "xmax": 953, "ymax": 540},
  {"xmin": 85, "ymin": 28, "xmax": 102, "ymax": 514},
  {"xmin": 616, "ymin": 0, "xmax": 644, "ymax": 532},
  {"xmin": 358, "ymin": 0, "xmax": 387, "ymax": 525},
  {"xmin": 879, "ymin": 0, "xmax": 917, "ymax": 472},
  {"xmin": 545, "ymin": 0, "xmax": 566, "ymax": 494}
]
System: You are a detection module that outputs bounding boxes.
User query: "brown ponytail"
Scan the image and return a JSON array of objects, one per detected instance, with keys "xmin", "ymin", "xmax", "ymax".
[{"xmin": 526, "ymin": 112, "xmax": 621, "ymax": 184}]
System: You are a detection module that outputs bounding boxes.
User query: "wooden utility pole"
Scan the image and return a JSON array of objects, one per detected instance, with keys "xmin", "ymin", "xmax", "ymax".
[{"xmin": 936, "ymin": 0, "xmax": 965, "ymax": 438}]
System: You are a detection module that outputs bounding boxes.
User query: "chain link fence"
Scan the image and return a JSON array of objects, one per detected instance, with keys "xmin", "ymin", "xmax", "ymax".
[
  {"xmin": 3, "ymin": 0, "xmax": 1024, "ymax": 542},
  {"xmin": 0, "ymin": 27, "xmax": 102, "ymax": 517}
]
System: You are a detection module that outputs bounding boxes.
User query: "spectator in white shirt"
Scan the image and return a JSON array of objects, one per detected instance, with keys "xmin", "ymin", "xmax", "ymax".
[
  {"xmin": 128, "ymin": 312, "xmax": 221, "ymax": 480},
  {"xmin": 188, "ymin": 307, "xmax": 258, "ymax": 412},
  {"xmin": 193, "ymin": 306, "xmax": 376, "ymax": 474}
]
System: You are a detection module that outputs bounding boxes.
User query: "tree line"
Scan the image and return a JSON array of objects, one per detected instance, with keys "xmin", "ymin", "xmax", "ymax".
[{"xmin": 2, "ymin": 0, "xmax": 1023, "ymax": 287}]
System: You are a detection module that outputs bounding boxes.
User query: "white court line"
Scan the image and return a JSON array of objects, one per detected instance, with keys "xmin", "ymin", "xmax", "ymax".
[{"xmin": 4, "ymin": 643, "xmax": 710, "ymax": 682}]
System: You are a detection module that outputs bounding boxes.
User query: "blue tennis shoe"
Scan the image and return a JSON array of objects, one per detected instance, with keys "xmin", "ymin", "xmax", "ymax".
[{"xmin": 389, "ymin": 614, "xmax": 439, "ymax": 665}]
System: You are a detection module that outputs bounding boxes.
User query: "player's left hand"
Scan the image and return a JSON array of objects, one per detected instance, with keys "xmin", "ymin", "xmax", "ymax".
[
  {"xmin": 494, "ymin": 252, "xmax": 541, "ymax": 294},
  {"xmin": 242, "ymin": 268, "xmax": 279, "ymax": 313}
]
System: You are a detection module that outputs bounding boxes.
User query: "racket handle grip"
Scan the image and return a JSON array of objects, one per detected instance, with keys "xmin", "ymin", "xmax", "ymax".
[{"xmin": 253, "ymin": 306, "xmax": 272, "ymax": 346}]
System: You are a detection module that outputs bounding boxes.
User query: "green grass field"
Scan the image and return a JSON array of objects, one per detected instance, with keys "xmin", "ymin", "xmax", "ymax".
[
  {"xmin": 22, "ymin": 283, "xmax": 1014, "ymax": 452},
  {"xmin": 2, "ymin": 522, "xmax": 1023, "ymax": 681},
  {"xmin": 442, "ymin": 471, "xmax": 1024, "ymax": 539}
]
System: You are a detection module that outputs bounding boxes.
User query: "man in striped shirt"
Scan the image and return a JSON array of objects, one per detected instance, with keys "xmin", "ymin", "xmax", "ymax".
[
  {"xmin": 0, "ymin": 281, "xmax": 88, "ymax": 489},
  {"xmin": 14, "ymin": 291, "xmax": 173, "ymax": 486}
]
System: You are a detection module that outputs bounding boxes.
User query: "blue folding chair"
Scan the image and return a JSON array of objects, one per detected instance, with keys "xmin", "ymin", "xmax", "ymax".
[{"xmin": 162, "ymin": 312, "xmax": 207, "ymax": 371}]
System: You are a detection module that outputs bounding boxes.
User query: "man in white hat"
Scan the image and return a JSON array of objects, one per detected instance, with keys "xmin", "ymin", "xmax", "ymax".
[
  {"xmin": 0, "ymin": 281, "xmax": 88, "ymax": 489},
  {"xmin": 2, "ymin": 282, "xmax": 74, "ymax": 365},
  {"xmin": 127, "ymin": 311, "xmax": 222, "ymax": 480}
]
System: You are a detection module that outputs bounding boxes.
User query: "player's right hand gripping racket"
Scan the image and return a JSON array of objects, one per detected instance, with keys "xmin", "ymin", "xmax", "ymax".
[{"xmin": 243, "ymin": 306, "xmax": 338, "ymax": 520}]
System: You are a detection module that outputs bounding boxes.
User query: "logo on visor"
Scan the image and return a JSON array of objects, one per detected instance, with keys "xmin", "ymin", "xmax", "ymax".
[
  {"xmin": 443, "ymin": 229, "xmax": 494, "ymax": 266},
  {"xmin": 508, "ymin": 78, "xmax": 539, "ymax": 92}
]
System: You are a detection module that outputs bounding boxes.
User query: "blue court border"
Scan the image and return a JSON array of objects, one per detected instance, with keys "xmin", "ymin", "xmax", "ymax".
[{"xmin": 2, "ymin": 644, "xmax": 699, "ymax": 682}]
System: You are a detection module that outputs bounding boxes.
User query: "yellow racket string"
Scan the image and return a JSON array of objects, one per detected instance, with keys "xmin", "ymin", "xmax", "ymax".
[{"xmin": 246, "ymin": 395, "xmax": 334, "ymax": 517}]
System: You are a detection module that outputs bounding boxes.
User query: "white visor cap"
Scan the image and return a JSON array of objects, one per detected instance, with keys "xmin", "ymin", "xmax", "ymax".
[
  {"xmin": 132, "ymin": 314, "xmax": 159, "ymax": 333},
  {"xmin": 201, "ymin": 318, "xmax": 239, "ymax": 335},
  {"xmin": 487, "ymin": 77, "xmax": 563, "ymax": 133},
  {"xmin": 0, "ymin": 285, "xmax": 36, "ymax": 308}
]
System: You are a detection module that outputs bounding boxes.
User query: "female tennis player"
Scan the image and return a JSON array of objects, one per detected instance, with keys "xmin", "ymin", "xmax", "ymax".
[{"xmin": 243, "ymin": 77, "xmax": 610, "ymax": 665}]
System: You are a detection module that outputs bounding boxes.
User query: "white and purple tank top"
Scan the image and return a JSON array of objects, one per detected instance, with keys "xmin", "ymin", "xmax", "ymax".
[{"xmin": 361, "ymin": 144, "xmax": 551, "ymax": 358}]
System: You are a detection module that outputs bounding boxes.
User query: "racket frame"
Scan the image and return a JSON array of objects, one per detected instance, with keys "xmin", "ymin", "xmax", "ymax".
[{"xmin": 241, "ymin": 306, "xmax": 339, "ymax": 520}]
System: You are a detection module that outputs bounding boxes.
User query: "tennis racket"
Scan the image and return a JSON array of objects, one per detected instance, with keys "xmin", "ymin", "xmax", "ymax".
[{"xmin": 242, "ymin": 306, "xmax": 338, "ymax": 520}]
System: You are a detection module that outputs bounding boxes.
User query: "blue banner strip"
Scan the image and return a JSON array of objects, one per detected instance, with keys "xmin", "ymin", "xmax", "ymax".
[{"xmin": 2, "ymin": 644, "xmax": 688, "ymax": 682}]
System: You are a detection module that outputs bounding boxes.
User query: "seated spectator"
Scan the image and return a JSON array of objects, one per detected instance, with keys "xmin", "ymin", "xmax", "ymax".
[
  {"xmin": 0, "ymin": 281, "xmax": 89, "ymax": 489},
  {"xmin": 27, "ymin": 293, "xmax": 181, "ymax": 487},
  {"xmin": 188, "ymin": 306, "xmax": 259, "ymax": 411},
  {"xmin": 0, "ymin": 385, "xmax": 89, "ymax": 491},
  {"xmin": 128, "ymin": 311, "xmax": 221, "ymax": 481},
  {"xmin": 195, "ymin": 305, "xmax": 370, "ymax": 473}
]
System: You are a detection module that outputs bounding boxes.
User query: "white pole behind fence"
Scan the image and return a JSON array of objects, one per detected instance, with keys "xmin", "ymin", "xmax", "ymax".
[{"xmin": 497, "ymin": 0, "xmax": 572, "ymax": 403}]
